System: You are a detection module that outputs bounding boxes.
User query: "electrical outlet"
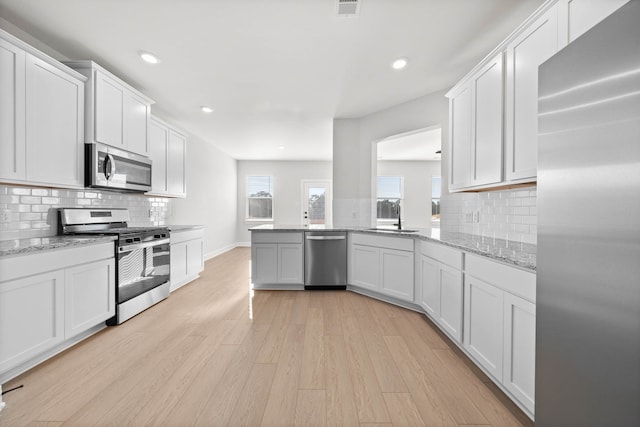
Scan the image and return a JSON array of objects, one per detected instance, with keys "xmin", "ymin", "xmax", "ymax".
[
  {"xmin": 473, "ymin": 211, "xmax": 480, "ymax": 223},
  {"xmin": 0, "ymin": 209, "xmax": 11, "ymax": 224},
  {"xmin": 464, "ymin": 212, "xmax": 473, "ymax": 223}
]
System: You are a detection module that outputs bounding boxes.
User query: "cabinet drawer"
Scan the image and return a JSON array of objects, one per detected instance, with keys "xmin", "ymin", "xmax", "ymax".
[
  {"xmin": 170, "ymin": 228, "xmax": 203, "ymax": 244},
  {"xmin": 350, "ymin": 232, "xmax": 414, "ymax": 252},
  {"xmin": 251, "ymin": 232, "xmax": 303, "ymax": 244},
  {"xmin": 0, "ymin": 242, "xmax": 115, "ymax": 283},
  {"xmin": 465, "ymin": 254, "xmax": 536, "ymax": 302},
  {"xmin": 420, "ymin": 241, "xmax": 463, "ymax": 270}
]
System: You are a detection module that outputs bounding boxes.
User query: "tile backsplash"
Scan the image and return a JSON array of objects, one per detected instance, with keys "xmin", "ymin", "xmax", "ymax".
[
  {"xmin": 440, "ymin": 186, "xmax": 537, "ymax": 245},
  {"xmin": 0, "ymin": 185, "xmax": 171, "ymax": 241}
]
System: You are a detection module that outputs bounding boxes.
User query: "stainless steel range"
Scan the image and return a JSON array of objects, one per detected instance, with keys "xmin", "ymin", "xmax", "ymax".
[{"xmin": 59, "ymin": 208, "xmax": 171, "ymax": 325}]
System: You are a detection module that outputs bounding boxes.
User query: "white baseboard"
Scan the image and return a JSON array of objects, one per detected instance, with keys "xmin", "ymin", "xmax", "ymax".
[
  {"xmin": 204, "ymin": 243, "xmax": 239, "ymax": 261},
  {"xmin": 236, "ymin": 241, "xmax": 250, "ymax": 247}
]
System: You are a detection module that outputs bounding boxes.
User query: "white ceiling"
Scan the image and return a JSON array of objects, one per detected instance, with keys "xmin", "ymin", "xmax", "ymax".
[{"xmin": 0, "ymin": 0, "xmax": 544, "ymax": 161}]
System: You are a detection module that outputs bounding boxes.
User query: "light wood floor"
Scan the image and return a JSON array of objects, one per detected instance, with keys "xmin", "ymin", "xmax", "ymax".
[{"xmin": 0, "ymin": 247, "xmax": 533, "ymax": 427}]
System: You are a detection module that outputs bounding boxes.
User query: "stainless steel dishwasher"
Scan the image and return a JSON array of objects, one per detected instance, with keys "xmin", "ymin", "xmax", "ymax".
[{"xmin": 304, "ymin": 231, "xmax": 347, "ymax": 290}]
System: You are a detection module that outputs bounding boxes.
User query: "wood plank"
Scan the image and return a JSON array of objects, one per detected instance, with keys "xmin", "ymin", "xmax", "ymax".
[
  {"xmin": 341, "ymin": 316, "xmax": 390, "ymax": 423},
  {"xmin": 299, "ymin": 306, "xmax": 325, "ymax": 389},
  {"xmin": 227, "ymin": 363, "xmax": 277, "ymax": 427},
  {"xmin": 294, "ymin": 389, "xmax": 326, "ymax": 427},
  {"xmin": 255, "ymin": 296, "xmax": 295, "ymax": 363},
  {"xmin": 362, "ymin": 332, "xmax": 408, "ymax": 393},
  {"xmin": 383, "ymin": 335, "xmax": 458, "ymax": 426},
  {"xmin": 325, "ymin": 335, "xmax": 360, "ymax": 426},
  {"xmin": 260, "ymin": 323, "xmax": 306, "ymax": 426},
  {"xmin": 382, "ymin": 393, "xmax": 426, "ymax": 427}
]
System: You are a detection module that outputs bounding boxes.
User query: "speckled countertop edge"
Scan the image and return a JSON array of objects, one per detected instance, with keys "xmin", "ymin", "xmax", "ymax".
[
  {"xmin": 250, "ymin": 225, "xmax": 536, "ymax": 272},
  {"xmin": 167, "ymin": 225, "xmax": 205, "ymax": 232},
  {"xmin": 0, "ymin": 236, "xmax": 117, "ymax": 258}
]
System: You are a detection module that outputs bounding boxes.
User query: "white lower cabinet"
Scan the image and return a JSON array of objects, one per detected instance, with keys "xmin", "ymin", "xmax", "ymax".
[
  {"xmin": 418, "ymin": 241, "xmax": 464, "ymax": 343},
  {"xmin": 0, "ymin": 270, "xmax": 65, "ymax": 375},
  {"xmin": 170, "ymin": 228, "xmax": 204, "ymax": 292},
  {"xmin": 503, "ymin": 292, "xmax": 536, "ymax": 415},
  {"xmin": 349, "ymin": 233, "xmax": 414, "ymax": 302},
  {"xmin": 0, "ymin": 242, "xmax": 115, "ymax": 383},
  {"xmin": 251, "ymin": 232, "xmax": 303, "ymax": 287},
  {"xmin": 464, "ymin": 276, "xmax": 505, "ymax": 380},
  {"xmin": 64, "ymin": 259, "xmax": 115, "ymax": 339},
  {"xmin": 464, "ymin": 253, "xmax": 536, "ymax": 416}
]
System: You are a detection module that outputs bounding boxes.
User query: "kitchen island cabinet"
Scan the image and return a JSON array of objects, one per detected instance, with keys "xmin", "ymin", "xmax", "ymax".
[
  {"xmin": 251, "ymin": 231, "xmax": 304, "ymax": 289},
  {"xmin": 170, "ymin": 226, "xmax": 204, "ymax": 292},
  {"xmin": 0, "ymin": 29, "xmax": 85, "ymax": 189},
  {"xmin": 349, "ymin": 232, "xmax": 414, "ymax": 303},
  {"xmin": 0, "ymin": 239, "xmax": 115, "ymax": 385}
]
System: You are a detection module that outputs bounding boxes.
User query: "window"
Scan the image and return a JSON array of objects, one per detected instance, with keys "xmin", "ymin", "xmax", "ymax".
[
  {"xmin": 432, "ymin": 176, "xmax": 441, "ymax": 224},
  {"xmin": 377, "ymin": 176, "xmax": 403, "ymax": 221},
  {"xmin": 247, "ymin": 176, "xmax": 273, "ymax": 220}
]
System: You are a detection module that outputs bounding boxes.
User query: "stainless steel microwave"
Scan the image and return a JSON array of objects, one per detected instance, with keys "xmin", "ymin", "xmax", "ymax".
[{"xmin": 86, "ymin": 143, "xmax": 152, "ymax": 192}]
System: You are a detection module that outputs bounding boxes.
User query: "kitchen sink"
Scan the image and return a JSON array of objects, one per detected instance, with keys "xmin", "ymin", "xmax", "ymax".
[{"xmin": 367, "ymin": 228, "xmax": 419, "ymax": 233}]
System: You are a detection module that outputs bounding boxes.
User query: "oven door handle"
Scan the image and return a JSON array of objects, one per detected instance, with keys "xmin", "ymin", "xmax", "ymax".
[{"xmin": 118, "ymin": 238, "xmax": 170, "ymax": 252}]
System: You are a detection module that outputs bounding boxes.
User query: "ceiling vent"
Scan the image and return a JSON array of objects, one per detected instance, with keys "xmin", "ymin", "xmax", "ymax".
[{"xmin": 336, "ymin": 0, "xmax": 361, "ymax": 17}]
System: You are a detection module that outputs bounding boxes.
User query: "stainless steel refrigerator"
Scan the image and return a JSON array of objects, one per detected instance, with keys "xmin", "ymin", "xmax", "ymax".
[{"xmin": 536, "ymin": 1, "xmax": 640, "ymax": 425}]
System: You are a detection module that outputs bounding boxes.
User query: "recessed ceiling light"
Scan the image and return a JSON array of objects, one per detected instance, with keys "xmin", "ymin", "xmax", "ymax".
[
  {"xmin": 201, "ymin": 106, "xmax": 214, "ymax": 113},
  {"xmin": 392, "ymin": 58, "xmax": 408, "ymax": 70},
  {"xmin": 139, "ymin": 51, "xmax": 160, "ymax": 64},
  {"xmin": 278, "ymin": 145, "xmax": 285, "ymax": 150}
]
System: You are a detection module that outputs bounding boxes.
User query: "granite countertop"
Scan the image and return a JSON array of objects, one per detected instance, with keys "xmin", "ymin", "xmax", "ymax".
[
  {"xmin": 0, "ymin": 236, "xmax": 117, "ymax": 258},
  {"xmin": 249, "ymin": 225, "xmax": 536, "ymax": 272},
  {"xmin": 167, "ymin": 225, "xmax": 205, "ymax": 232}
]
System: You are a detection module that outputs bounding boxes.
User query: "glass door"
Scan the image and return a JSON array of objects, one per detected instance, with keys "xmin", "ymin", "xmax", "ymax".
[{"xmin": 302, "ymin": 180, "xmax": 332, "ymax": 228}]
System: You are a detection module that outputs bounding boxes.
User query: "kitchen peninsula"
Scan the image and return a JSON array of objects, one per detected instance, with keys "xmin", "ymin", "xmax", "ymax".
[{"xmin": 250, "ymin": 225, "xmax": 537, "ymax": 418}]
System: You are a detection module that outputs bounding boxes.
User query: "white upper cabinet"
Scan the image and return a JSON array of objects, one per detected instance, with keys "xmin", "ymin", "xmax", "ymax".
[
  {"xmin": 0, "ymin": 36, "xmax": 26, "ymax": 181},
  {"xmin": 0, "ymin": 30, "xmax": 85, "ymax": 189},
  {"xmin": 447, "ymin": 84, "xmax": 472, "ymax": 190},
  {"xmin": 25, "ymin": 54, "xmax": 84, "ymax": 187},
  {"xmin": 65, "ymin": 61, "xmax": 153, "ymax": 157},
  {"xmin": 147, "ymin": 115, "xmax": 187, "ymax": 197},
  {"xmin": 168, "ymin": 129, "xmax": 187, "ymax": 197},
  {"xmin": 471, "ymin": 53, "xmax": 504, "ymax": 187},
  {"xmin": 558, "ymin": 0, "xmax": 629, "ymax": 43},
  {"xmin": 505, "ymin": 4, "xmax": 560, "ymax": 182},
  {"xmin": 446, "ymin": 0, "xmax": 627, "ymax": 192}
]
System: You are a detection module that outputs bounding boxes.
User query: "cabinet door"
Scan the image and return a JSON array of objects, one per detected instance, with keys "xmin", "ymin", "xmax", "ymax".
[
  {"xmin": 350, "ymin": 245, "xmax": 380, "ymax": 291},
  {"xmin": 464, "ymin": 276, "xmax": 504, "ymax": 381},
  {"xmin": 0, "ymin": 37, "xmax": 25, "ymax": 181},
  {"xmin": 471, "ymin": 52, "xmax": 504, "ymax": 186},
  {"xmin": 419, "ymin": 254, "xmax": 440, "ymax": 317},
  {"xmin": 95, "ymin": 71, "xmax": 124, "ymax": 148},
  {"xmin": 0, "ymin": 270, "xmax": 65, "ymax": 375},
  {"xmin": 148, "ymin": 118, "xmax": 169, "ymax": 194},
  {"xmin": 186, "ymin": 238, "xmax": 204, "ymax": 277},
  {"xmin": 25, "ymin": 54, "xmax": 84, "ymax": 187},
  {"xmin": 168, "ymin": 130, "xmax": 186, "ymax": 197},
  {"xmin": 561, "ymin": 0, "xmax": 628, "ymax": 43},
  {"xmin": 380, "ymin": 248, "xmax": 414, "ymax": 301},
  {"xmin": 170, "ymin": 241, "xmax": 188, "ymax": 290},
  {"xmin": 124, "ymin": 92, "xmax": 149, "ymax": 155},
  {"xmin": 448, "ymin": 83, "xmax": 472, "ymax": 190},
  {"xmin": 278, "ymin": 243, "xmax": 303, "ymax": 284},
  {"xmin": 438, "ymin": 264, "xmax": 463, "ymax": 343},
  {"xmin": 505, "ymin": 5, "xmax": 559, "ymax": 182},
  {"xmin": 64, "ymin": 258, "xmax": 115, "ymax": 339},
  {"xmin": 503, "ymin": 292, "xmax": 536, "ymax": 414},
  {"xmin": 252, "ymin": 243, "xmax": 278, "ymax": 285}
]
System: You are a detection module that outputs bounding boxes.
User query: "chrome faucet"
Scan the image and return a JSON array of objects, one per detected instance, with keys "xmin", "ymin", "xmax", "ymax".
[{"xmin": 394, "ymin": 204, "xmax": 402, "ymax": 230}]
